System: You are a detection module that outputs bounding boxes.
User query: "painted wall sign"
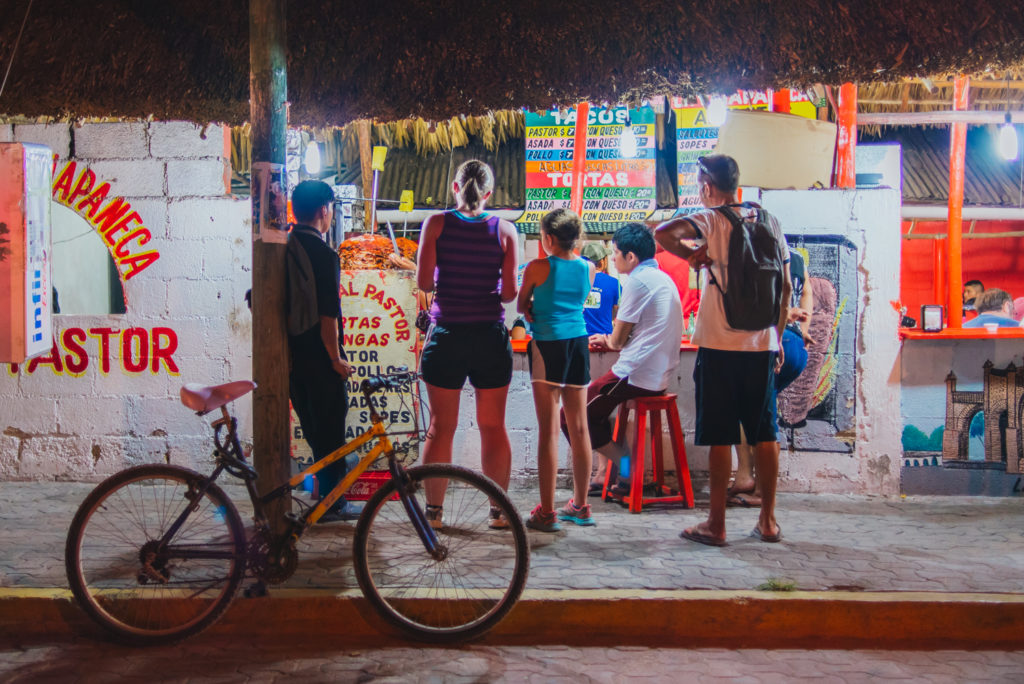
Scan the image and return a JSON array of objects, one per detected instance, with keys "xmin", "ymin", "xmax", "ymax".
[
  {"xmin": 6, "ymin": 326, "xmax": 180, "ymax": 376},
  {"xmin": 290, "ymin": 270, "xmax": 419, "ymax": 472},
  {"xmin": 672, "ymin": 91, "xmax": 816, "ymax": 214},
  {"xmin": 519, "ymin": 106, "xmax": 657, "ymax": 231},
  {"xmin": 50, "ymin": 160, "xmax": 160, "ymax": 280}
]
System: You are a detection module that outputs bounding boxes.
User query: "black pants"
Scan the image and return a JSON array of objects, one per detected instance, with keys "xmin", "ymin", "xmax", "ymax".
[{"xmin": 289, "ymin": 361, "xmax": 349, "ymax": 497}]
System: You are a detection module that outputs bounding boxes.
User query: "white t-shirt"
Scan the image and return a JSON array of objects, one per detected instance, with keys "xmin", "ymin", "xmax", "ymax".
[
  {"xmin": 612, "ymin": 259, "xmax": 683, "ymax": 391},
  {"xmin": 687, "ymin": 205, "xmax": 790, "ymax": 352}
]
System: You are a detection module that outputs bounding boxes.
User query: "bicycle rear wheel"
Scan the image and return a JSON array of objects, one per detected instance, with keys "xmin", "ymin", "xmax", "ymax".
[
  {"xmin": 352, "ymin": 464, "xmax": 529, "ymax": 642},
  {"xmin": 65, "ymin": 464, "xmax": 245, "ymax": 645}
]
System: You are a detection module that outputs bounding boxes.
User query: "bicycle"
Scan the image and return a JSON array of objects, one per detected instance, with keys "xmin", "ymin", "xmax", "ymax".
[{"xmin": 65, "ymin": 369, "xmax": 529, "ymax": 645}]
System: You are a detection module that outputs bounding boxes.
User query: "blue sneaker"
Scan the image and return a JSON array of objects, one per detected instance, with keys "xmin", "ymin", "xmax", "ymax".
[
  {"xmin": 525, "ymin": 504, "xmax": 561, "ymax": 532},
  {"xmin": 319, "ymin": 499, "xmax": 364, "ymax": 523},
  {"xmin": 557, "ymin": 499, "xmax": 596, "ymax": 526}
]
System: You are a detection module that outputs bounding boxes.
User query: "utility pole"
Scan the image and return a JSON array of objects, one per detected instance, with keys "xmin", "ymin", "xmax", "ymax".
[{"xmin": 250, "ymin": 0, "xmax": 290, "ymax": 530}]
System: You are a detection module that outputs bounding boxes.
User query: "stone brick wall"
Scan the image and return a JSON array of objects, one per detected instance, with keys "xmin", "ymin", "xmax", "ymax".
[{"xmin": 0, "ymin": 122, "xmax": 252, "ymax": 481}]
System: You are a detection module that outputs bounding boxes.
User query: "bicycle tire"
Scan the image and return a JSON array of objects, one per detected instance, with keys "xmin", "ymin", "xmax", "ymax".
[
  {"xmin": 65, "ymin": 464, "xmax": 246, "ymax": 645},
  {"xmin": 352, "ymin": 464, "xmax": 529, "ymax": 642}
]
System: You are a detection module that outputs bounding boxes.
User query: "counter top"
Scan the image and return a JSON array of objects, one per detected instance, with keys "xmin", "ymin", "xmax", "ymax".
[
  {"xmin": 899, "ymin": 327, "xmax": 1024, "ymax": 341},
  {"xmin": 511, "ymin": 337, "xmax": 698, "ymax": 353}
]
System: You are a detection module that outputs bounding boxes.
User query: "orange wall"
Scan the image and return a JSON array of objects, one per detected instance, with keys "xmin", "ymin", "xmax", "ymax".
[{"xmin": 901, "ymin": 220, "xmax": 1024, "ymax": 317}]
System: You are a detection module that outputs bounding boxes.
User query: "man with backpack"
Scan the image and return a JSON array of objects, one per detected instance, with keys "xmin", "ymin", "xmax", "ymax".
[{"xmin": 655, "ymin": 154, "xmax": 791, "ymax": 546}]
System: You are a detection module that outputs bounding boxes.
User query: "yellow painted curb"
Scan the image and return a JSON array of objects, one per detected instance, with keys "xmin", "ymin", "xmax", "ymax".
[{"xmin": 3, "ymin": 588, "xmax": 1023, "ymax": 648}]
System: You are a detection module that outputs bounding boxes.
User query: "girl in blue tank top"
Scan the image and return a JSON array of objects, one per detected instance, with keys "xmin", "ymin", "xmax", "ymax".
[{"xmin": 517, "ymin": 209, "xmax": 596, "ymax": 532}]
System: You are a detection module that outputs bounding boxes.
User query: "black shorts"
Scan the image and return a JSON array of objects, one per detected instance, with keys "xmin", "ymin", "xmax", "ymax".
[
  {"xmin": 528, "ymin": 336, "xmax": 590, "ymax": 388},
  {"xmin": 421, "ymin": 321, "xmax": 513, "ymax": 390},
  {"xmin": 694, "ymin": 347, "xmax": 777, "ymax": 446}
]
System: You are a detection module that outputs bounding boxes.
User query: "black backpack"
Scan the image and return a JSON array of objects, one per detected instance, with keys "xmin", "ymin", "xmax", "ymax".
[{"xmin": 706, "ymin": 203, "xmax": 785, "ymax": 332}]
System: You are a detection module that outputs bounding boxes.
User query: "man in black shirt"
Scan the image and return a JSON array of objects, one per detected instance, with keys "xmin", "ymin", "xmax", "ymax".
[{"xmin": 287, "ymin": 180, "xmax": 359, "ymax": 521}]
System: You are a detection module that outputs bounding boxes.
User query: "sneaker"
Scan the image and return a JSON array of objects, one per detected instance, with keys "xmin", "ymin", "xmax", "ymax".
[
  {"xmin": 557, "ymin": 499, "xmax": 596, "ymax": 526},
  {"xmin": 425, "ymin": 504, "xmax": 443, "ymax": 530},
  {"xmin": 318, "ymin": 499, "xmax": 364, "ymax": 523},
  {"xmin": 489, "ymin": 506, "xmax": 510, "ymax": 530},
  {"xmin": 525, "ymin": 504, "xmax": 561, "ymax": 533}
]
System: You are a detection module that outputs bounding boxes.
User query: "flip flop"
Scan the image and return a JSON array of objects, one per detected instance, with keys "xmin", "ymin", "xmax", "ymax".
[
  {"xmin": 680, "ymin": 527, "xmax": 728, "ymax": 547},
  {"xmin": 726, "ymin": 493, "xmax": 761, "ymax": 508},
  {"xmin": 725, "ymin": 482, "xmax": 755, "ymax": 498},
  {"xmin": 587, "ymin": 482, "xmax": 604, "ymax": 497},
  {"xmin": 751, "ymin": 525, "xmax": 783, "ymax": 543}
]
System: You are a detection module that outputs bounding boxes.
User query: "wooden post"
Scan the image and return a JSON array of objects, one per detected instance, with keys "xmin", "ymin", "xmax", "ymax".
[
  {"xmin": 946, "ymin": 75, "xmax": 969, "ymax": 328},
  {"xmin": 357, "ymin": 120, "xmax": 374, "ymax": 231},
  {"xmin": 835, "ymin": 83, "xmax": 857, "ymax": 188},
  {"xmin": 250, "ymin": 0, "xmax": 290, "ymax": 529},
  {"xmin": 569, "ymin": 102, "xmax": 590, "ymax": 218}
]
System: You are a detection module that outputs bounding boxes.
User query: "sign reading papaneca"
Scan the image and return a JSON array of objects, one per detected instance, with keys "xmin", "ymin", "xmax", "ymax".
[
  {"xmin": 290, "ymin": 269, "xmax": 419, "ymax": 472},
  {"xmin": 519, "ymin": 106, "xmax": 657, "ymax": 232},
  {"xmin": 0, "ymin": 143, "xmax": 53, "ymax": 363}
]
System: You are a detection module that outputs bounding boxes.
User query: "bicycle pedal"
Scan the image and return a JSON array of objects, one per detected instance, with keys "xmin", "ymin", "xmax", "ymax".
[{"xmin": 244, "ymin": 582, "xmax": 268, "ymax": 599}]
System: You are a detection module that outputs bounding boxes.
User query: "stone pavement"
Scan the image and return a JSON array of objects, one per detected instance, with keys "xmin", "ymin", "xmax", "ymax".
[
  {"xmin": 3, "ymin": 481, "xmax": 1023, "ymax": 594},
  {"xmin": 3, "ymin": 638, "xmax": 1024, "ymax": 683}
]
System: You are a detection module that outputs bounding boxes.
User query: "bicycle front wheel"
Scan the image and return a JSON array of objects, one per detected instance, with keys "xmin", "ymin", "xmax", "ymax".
[
  {"xmin": 65, "ymin": 464, "xmax": 246, "ymax": 645},
  {"xmin": 352, "ymin": 464, "xmax": 529, "ymax": 642}
]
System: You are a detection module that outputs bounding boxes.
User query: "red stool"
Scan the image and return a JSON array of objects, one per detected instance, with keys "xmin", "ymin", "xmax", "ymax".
[{"xmin": 603, "ymin": 394, "xmax": 694, "ymax": 513}]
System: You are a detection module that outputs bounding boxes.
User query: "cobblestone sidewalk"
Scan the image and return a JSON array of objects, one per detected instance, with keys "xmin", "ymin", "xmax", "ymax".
[{"xmin": 2, "ymin": 481, "xmax": 1022, "ymax": 594}]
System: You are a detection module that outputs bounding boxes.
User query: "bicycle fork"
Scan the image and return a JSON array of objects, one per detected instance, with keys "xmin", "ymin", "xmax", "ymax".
[{"xmin": 389, "ymin": 459, "xmax": 445, "ymax": 560}]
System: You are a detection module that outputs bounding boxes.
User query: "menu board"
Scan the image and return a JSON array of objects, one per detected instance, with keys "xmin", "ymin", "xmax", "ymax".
[
  {"xmin": 672, "ymin": 90, "xmax": 816, "ymax": 214},
  {"xmin": 291, "ymin": 270, "xmax": 419, "ymax": 487},
  {"xmin": 519, "ymin": 106, "xmax": 657, "ymax": 232}
]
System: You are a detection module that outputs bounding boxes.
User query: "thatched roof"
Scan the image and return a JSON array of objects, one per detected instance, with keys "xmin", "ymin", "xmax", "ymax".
[{"xmin": 3, "ymin": 1, "xmax": 1024, "ymax": 126}]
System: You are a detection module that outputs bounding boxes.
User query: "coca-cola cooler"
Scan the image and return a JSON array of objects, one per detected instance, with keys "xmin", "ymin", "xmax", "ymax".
[{"xmin": 0, "ymin": 143, "xmax": 53, "ymax": 363}]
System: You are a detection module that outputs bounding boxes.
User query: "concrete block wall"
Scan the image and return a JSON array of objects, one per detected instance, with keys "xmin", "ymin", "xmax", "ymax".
[{"xmin": 0, "ymin": 122, "xmax": 251, "ymax": 481}]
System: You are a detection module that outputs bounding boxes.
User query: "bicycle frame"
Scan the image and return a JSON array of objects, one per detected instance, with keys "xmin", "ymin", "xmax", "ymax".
[{"xmin": 207, "ymin": 376, "xmax": 441, "ymax": 558}]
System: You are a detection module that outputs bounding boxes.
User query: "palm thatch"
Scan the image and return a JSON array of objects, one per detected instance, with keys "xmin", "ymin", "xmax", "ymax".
[{"xmin": 2, "ymin": 1, "xmax": 1024, "ymax": 125}]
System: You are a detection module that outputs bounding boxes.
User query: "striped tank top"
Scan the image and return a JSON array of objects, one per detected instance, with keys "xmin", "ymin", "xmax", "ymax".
[{"xmin": 429, "ymin": 211, "xmax": 506, "ymax": 325}]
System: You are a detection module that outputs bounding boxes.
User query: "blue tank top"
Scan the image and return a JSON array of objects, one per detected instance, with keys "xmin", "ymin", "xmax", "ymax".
[
  {"xmin": 429, "ymin": 211, "xmax": 506, "ymax": 325},
  {"xmin": 530, "ymin": 256, "xmax": 590, "ymax": 341}
]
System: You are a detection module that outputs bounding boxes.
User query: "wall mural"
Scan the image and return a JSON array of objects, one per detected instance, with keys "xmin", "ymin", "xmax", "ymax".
[
  {"xmin": 903, "ymin": 359, "xmax": 1024, "ymax": 496},
  {"xmin": 777, "ymin": 234, "xmax": 857, "ymax": 452}
]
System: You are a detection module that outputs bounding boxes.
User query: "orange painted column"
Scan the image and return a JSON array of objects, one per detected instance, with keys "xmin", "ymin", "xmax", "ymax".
[
  {"xmin": 569, "ymin": 102, "xmax": 590, "ymax": 217},
  {"xmin": 947, "ymin": 75, "xmax": 969, "ymax": 328},
  {"xmin": 835, "ymin": 83, "xmax": 857, "ymax": 188}
]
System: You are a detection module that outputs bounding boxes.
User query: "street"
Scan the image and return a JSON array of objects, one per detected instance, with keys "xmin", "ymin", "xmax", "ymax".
[{"xmin": 2, "ymin": 637, "xmax": 1023, "ymax": 683}]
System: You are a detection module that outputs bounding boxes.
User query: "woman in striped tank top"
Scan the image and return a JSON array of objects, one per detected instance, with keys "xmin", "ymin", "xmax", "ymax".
[
  {"xmin": 416, "ymin": 160, "xmax": 520, "ymax": 529},
  {"xmin": 517, "ymin": 209, "xmax": 596, "ymax": 532}
]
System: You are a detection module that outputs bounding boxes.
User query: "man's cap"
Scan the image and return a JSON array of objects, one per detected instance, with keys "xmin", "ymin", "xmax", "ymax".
[{"xmin": 580, "ymin": 242, "xmax": 612, "ymax": 262}]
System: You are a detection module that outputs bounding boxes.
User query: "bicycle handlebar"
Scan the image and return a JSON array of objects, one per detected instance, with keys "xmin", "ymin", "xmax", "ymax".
[{"xmin": 360, "ymin": 368, "xmax": 419, "ymax": 396}]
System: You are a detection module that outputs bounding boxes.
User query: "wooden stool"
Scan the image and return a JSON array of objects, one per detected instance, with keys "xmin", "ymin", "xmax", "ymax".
[{"xmin": 603, "ymin": 394, "xmax": 694, "ymax": 513}]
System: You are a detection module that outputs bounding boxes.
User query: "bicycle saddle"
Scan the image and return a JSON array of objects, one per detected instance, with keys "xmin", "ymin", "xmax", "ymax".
[{"xmin": 180, "ymin": 380, "xmax": 257, "ymax": 415}]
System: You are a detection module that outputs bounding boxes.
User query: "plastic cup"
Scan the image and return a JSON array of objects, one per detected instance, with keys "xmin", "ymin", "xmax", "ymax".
[{"xmin": 984, "ymin": 322, "xmax": 999, "ymax": 333}]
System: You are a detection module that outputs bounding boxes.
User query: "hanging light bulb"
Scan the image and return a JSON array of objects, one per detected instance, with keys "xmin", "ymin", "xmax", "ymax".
[
  {"xmin": 706, "ymin": 96, "xmax": 728, "ymax": 127},
  {"xmin": 619, "ymin": 113, "xmax": 638, "ymax": 159},
  {"xmin": 998, "ymin": 113, "xmax": 1019, "ymax": 161},
  {"xmin": 304, "ymin": 141, "xmax": 322, "ymax": 174}
]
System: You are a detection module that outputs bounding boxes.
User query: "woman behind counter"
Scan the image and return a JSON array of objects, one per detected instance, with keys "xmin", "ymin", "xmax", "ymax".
[{"xmin": 415, "ymin": 160, "xmax": 519, "ymax": 529}]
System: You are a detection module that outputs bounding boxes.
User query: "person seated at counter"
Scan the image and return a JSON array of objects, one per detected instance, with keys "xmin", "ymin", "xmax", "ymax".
[
  {"xmin": 963, "ymin": 279, "xmax": 984, "ymax": 313},
  {"xmin": 963, "ymin": 288, "xmax": 1018, "ymax": 329}
]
